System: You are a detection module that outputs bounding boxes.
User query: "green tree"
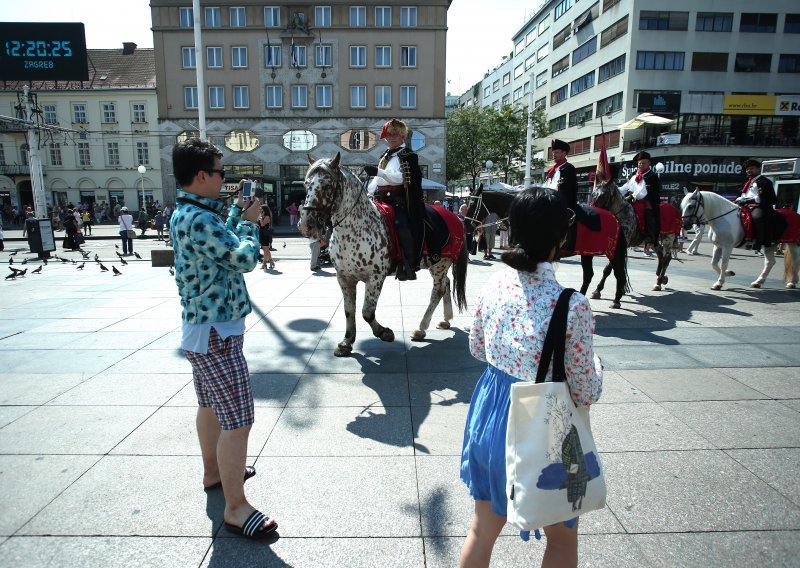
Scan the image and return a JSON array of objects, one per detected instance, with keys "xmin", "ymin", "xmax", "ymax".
[
  {"xmin": 485, "ymin": 104, "xmax": 552, "ymax": 185},
  {"xmin": 445, "ymin": 105, "xmax": 491, "ymax": 191}
]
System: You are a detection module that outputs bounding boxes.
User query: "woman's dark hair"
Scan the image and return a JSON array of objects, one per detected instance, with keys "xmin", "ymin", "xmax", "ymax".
[
  {"xmin": 261, "ymin": 204, "xmax": 272, "ymax": 218},
  {"xmin": 501, "ymin": 187, "xmax": 570, "ymax": 272},
  {"xmin": 172, "ymin": 139, "xmax": 223, "ymax": 186}
]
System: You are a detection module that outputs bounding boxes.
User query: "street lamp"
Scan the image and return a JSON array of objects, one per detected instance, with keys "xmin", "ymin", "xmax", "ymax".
[
  {"xmin": 485, "ymin": 160, "xmax": 493, "ymax": 187},
  {"xmin": 137, "ymin": 164, "xmax": 146, "ymax": 213}
]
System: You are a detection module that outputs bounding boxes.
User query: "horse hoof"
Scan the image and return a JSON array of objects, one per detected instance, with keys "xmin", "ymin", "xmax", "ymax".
[
  {"xmin": 612, "ymin": 302, "xmax": 621, "ymax": 309},
  {"xmin": 436, "ymin": 321, "xmax": 451, "ymax": 330},
  {"xmin": 380, "ymin": 328, "xmax": 395, "ymax": 342},
  {"xmin": 750, "ymin": 281, "xmax": 761, "ymax": 289},
  {"xmin": 726, "ymin": 271, "xmax": 735, "ymax": 276},
  {"xmin": 334, "ymin": 343, "xmax": 352, "ymax": 357},
  {"xmin": 711, "ymin": 284, "xmax": 722, "ymax": 290},
  {"xmin": 411, "ymin": 330, "xmax": 426, "ymax": 341},
  {"xmin": 652, "ymin": 284, "xmax": 661, "ymax": 291},
  {"xmin": 660, "ymin": 275, "xmax": 669, "ymax": 285},
  {"xmin": 590, "ymin": 291, "xmax": 601, "ymax": 299},
  {"xmin": 786, "ymin": 282, "xmax": 797, "ymax": 289}
]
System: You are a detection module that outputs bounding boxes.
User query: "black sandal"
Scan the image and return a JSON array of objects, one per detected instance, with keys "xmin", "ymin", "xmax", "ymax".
[
  {"xmin": 224, "ymin": 510, "xmax": 278, "ymax": 539},
  {"xmin": 204, "ymin": 465, "xmax": 256, "ymax": 491}
]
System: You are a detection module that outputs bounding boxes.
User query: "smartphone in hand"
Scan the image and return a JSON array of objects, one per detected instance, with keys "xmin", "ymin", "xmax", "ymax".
[{"xmin": 241, "ymin": 181, "xmax": 253, "ymax": 200}]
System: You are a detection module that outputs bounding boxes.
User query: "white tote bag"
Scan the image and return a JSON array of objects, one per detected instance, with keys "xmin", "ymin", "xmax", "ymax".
[{"xmin": 505, "ymin": 289, "xmax": 606, "ymax": 532}]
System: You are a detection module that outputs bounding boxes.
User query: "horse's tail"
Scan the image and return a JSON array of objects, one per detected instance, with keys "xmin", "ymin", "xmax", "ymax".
[
  {"xmin": 784, "ymin": 243, "xmax": 796, "ymax": 284},
  {"xmin": 452, "ymin": 240, "xmax": 468, "ymax": 312}
]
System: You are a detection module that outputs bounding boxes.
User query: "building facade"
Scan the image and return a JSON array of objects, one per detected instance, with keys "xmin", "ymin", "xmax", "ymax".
[
  {"xmin": 0, "ymin": 46, "xmax": 161, "ymax": 213},
  {"xmin": 151, "ymin": 0, "xmax": 451, "ymax": 214},
  {"xmin": 471, "ymin": 0, "xmax": 800, "ymax": 200}
]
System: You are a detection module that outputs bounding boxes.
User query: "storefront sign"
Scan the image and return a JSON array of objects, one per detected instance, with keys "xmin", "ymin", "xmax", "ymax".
[
  {"xmin": 776, "ymin": 95, "xmax": 800, "ymax": 116},
  {"xmin": 656, "ymin": 134, "xmax": 681, "ymax": 145},
  {"xmin": 620, "ymin": 159, "xmax": 743, "ymax": 180},
  {"xmin": 723, "ymin": 95, "xmax": 776, "ymax": 116},
  {"xmin": 637, "ymin": 93, "xmax": 681, "ymax": 114}
]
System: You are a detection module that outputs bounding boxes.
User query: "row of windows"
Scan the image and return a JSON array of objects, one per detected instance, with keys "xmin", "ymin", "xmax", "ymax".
[
  {"xmin": 45, "ymin": 141, "xmax": 150, "ymax": 168},
  {"xmin": 549, "ymin": 93, "xmax": 623, "ymax": 134},
  {"xmin": 638, "ymin": 11, "xmax": 800, "ymax": 33},
  {"xmin": 181, "ymin": 44, "xmax": 418, "ymax": 70},
  {"xmin": 178, "ymin": 6, "xmax": 418, "ymax": 29},
  {"xmin": 182, "ymin": 84, "xmax": 418, "ymax": 110},
  {"xmin": 635, "ymin": 51, "xmax": 800, "ymax": 73},
  {"xmin": 38, "ymin": 102, "xmax": 148, "ymax": 125}
]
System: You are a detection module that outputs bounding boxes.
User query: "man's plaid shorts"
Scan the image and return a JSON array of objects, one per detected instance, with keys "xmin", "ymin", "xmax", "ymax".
[{"xmin": 185, "ymin": 328, "xmax": 254, "ymax": 430}]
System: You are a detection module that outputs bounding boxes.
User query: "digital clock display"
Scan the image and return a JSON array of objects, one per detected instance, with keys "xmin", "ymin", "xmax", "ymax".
[{"xmin": 0, "ymin": 22, "xmax": 88, "ymax": 81}]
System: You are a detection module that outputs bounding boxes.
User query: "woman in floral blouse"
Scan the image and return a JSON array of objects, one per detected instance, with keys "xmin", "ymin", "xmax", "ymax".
[{"xmin": 460, "ymin": 187, "xmax": 603, "ymax": 568}]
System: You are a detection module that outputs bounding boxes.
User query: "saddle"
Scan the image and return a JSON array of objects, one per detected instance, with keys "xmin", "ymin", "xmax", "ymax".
[
  {"xmin": 631, "ymin": 201, "xmax": 682, "ymax": 236},
  {"xmin": 374, "ymin": 202, "xmax": 465, "ymax": 263},
  {"xmin": 561, "ymin": 206, "xmax": 619, "ymax": 260},
  {"xmin": 740, "ymin": 205, "xmax": 799, "ymax": 243}
]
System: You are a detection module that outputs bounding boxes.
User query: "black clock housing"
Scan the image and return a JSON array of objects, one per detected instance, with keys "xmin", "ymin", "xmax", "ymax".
[{"xmin": 0, "ymin": 22, "xmax": 89, "ymax": 81}]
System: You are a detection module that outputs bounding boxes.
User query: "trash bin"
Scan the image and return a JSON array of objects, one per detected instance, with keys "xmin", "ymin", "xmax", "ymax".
[{"xmin": 26, "ymin": 218, "xmax": 56, "ymax": 257}]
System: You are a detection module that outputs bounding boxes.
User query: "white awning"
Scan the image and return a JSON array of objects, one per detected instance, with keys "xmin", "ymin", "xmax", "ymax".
[{"xmin": 619, "ymin": 113, "xmax": 675, "ymax": 130}]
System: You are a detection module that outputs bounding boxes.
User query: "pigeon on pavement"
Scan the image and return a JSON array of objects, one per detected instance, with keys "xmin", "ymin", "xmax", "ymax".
[
  {"xmin": 31, "ymin": 265, "xmax": 43, "ymax": 274},
  {"xmin": 134, "ymin": 252, "xmax": 142, "ymax": 259},
  {"xmin": 120, "ymin": 257, "xmax": 128, "ymax": 266},
  {"xmin": 77, "ymin": 263, "xmax": 85, "ymax": 270},
  {"xmin": 112, "ymin": 266, "xmax": 122, "ymax": 276},
  {"xmin": 169, "ymin": 265, "xmax": 175, "ymax": 276},
  {"xmin": 21, "ymin": 258, "xmax": 28, "ymax": 265},
  {"xmin": 100, "ymin": 263, "xmax": 108, "ymax": 272}
]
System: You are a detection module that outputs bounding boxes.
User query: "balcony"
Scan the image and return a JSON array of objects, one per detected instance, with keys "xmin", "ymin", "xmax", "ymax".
[{"xmin": 0, "ymin": 164, "xmax": 47, "ymax": 177}]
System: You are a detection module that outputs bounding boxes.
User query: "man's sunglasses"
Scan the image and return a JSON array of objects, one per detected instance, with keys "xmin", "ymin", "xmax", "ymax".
[{"xmin": 205, "ymin": 168, "xmax": 226, "ymax": 178}]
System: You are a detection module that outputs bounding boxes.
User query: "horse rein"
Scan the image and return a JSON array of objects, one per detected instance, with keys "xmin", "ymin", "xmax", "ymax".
[{"xmin": 464, "ymin": 194, "xmax": 508, "ymax": 230}]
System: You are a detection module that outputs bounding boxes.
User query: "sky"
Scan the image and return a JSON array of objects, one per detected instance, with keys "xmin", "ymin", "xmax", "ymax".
[{"xmin": 1, "ymin": 0, "xmax": 539, "ymax": 96}]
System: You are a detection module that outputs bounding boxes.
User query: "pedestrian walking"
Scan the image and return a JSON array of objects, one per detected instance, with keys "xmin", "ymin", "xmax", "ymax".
[
  {"xmin": 118, "ymin": 207, "xmax": 134, "ymax": 256},
  {"xmin": 170, "ymin": 139, "xmax": 277, "ymax": 539},
  {"xmin": 459, "ymin": 187, "xmax": 603, "ymax": 568},
  {"xmin": 154, "ymin": 210, "xmax": 165, "ymax": 241},
  {"xmin": 81, "ymin": 209, "xmax": 93, "ymax": 236},
  {"xmin": 259, "ymin": 204, "xmax": 275, "ymax": 270},
  {"xmin": 687, "ymin": 223, "xmax": 705, "ymax": 255},
  {"xmin": 138, "ymin": 208, "xmax": 149, "ymax": 237}
]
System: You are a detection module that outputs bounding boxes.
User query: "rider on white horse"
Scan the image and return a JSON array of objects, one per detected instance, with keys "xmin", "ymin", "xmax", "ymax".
[{"xmin": 735, "ymin": 159, "xmax": 781, "ymax": 253}]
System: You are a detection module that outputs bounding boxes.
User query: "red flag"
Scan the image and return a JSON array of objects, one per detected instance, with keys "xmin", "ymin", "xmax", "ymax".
[{"xmin": 596, "ymin": 134, "xmax": 611, "ymax": 183}]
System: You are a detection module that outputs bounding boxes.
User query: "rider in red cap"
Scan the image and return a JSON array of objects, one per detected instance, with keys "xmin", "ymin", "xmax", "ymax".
[{"xmin": 364, "ymin": 118, "xmax": 424, "ymax": 280}]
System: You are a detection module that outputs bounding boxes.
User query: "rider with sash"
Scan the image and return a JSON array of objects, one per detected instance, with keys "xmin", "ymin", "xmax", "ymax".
[
  {"xmin": 619, "ymin": 151, "xmax": 661, "ymax": 245},
  {"xmin": 544, "ymin": 139, "xmax": 599, "ymax": 251},
  {"xmin": 735, "ymin": 159, "xmax": 780, "ymax": 252},
  {"xmin": 364, "ymin": 118, "xmax": 424, "ymax": 281}
]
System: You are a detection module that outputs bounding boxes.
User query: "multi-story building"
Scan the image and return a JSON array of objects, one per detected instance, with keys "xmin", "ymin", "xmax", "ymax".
[
  {"xmin": 474, "ymin": 0, "xmax": 800, "ymax": 200},
  {"xmin": 150, "ymin": 1, "xmax": 451, "ymax": 213},
  {"xmin": 0, "ymin": 44, "xmax": 161, "ymax": 213}
]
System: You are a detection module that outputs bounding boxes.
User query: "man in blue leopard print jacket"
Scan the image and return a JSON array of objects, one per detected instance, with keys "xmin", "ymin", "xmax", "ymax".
[{"xmin": 170, "ymin": 139, "xmax": 278, "ymax": 539}]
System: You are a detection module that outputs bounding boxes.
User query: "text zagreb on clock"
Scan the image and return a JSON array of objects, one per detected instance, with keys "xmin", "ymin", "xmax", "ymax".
[{"xmin": 0, "ymin": 22, "xmax": 88, "ymax": 81}]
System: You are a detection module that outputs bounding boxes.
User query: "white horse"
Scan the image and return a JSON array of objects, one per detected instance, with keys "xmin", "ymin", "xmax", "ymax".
[{"xmin": 680, "ymin": 190, "xmax": 799, "ymax": 290}]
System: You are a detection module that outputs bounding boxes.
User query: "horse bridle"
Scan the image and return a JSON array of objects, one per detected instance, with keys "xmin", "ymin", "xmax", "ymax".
[
  {"xmin": 681, "ymin": 192, "xmax": 738, "ymax": 225},
  {"xmin": 464, "ymin": 194, "xmax": 508, "ymax": 231},
  {"xmin": 302, "ymin": 162, "xmax": 367, "ymax": 229}
]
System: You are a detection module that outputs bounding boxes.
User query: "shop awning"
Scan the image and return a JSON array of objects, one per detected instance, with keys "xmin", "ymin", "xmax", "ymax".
[{"xmin": 619, "ymin": 113, "xmax": 674, "ymax": 130}]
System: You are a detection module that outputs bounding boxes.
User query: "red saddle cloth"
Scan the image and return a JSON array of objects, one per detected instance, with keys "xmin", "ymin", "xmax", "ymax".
[
  {"xmin": 569, "ymin": 207, "xmax": 619, "ymax": 260},
  {"xmin": 374, "ymin": 202, "xmax": 465, "ymax": 263},
  {"xmin": 631, "ymin": 201, "xmax": 682, "ymax": 236},
  {"xmin": 740, "ymin": 205, "xmax": 800, "ymax": 243}
]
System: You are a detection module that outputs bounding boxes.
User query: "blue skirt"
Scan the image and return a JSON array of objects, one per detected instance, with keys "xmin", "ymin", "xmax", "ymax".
[{"xmin": 460, "ymin": 364, "xmax": 520, "ymax": 517}]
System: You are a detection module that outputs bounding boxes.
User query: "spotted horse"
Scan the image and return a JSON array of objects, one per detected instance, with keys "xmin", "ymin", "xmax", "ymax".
[{"xmin": 300, "ymin": 153, "xmax": 468, "ymax": 357}]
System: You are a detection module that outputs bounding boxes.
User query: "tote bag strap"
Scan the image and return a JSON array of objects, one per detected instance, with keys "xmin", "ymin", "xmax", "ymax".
[{"xmin": 534, "ymin": 288, "xmax": 575, "ymax": 384}]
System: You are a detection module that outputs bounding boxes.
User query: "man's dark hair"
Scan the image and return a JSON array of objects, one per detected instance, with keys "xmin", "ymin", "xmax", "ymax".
[
  {"xmin": 502, "ymin": 187, "xmax": 571, "ymax": 272},
  {"xmin": 172, "ymin": 139, "xmax": 223, "ymax": 187}
]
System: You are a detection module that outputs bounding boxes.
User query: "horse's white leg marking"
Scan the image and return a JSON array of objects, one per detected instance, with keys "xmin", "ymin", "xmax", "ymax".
[
  {"xmin": 788, "ymin": 244, "xmax": 800, "ymax": 288},
  {"xmin": 711, "ymin": 245, "xmax": 726, "ymax": 290},
  {"xmin": 413, "ymin": 261, "xmax": 449, "ymax": 341},
  {"xmin": 752, "ymin": 247, "xmax": 777, "ymax": 287}
]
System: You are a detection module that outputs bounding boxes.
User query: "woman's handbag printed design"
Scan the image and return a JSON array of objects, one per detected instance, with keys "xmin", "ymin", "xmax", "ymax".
[{"xmin": 505, "ymin": 289, "xmax": 606, "ymax": 532}]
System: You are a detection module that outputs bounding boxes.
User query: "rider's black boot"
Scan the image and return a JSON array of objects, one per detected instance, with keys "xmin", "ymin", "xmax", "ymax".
[{"xmin": 396, "ymin": 227, "xmax": 417, "ymax": 281}]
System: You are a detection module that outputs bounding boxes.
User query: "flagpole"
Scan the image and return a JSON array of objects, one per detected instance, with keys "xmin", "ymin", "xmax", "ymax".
[
  {"xmin": 524, "ymin": 73, "xmax": 534, "ymax": 189},
  {"xmin": 192, "ymin": 0, "xmax": 207, "ymax": 140}
]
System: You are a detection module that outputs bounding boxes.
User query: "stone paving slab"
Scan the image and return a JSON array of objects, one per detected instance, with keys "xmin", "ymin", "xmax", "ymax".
[
  {"xmin": 603, "ymin": 450, "xmax": 800, "ymax": 533},
  {"xmin": 0, "ymin": 536, "xmax": 213, "ymax": 568},
  {"xmin": 0, "ymin": 245, "xmax": 798, "ymax": 565}
]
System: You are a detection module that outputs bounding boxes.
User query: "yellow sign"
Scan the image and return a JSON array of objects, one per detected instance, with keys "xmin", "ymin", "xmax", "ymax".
[{"xmin": 723, "ymin": 95, "xmax": 776, "ymax": 115}]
